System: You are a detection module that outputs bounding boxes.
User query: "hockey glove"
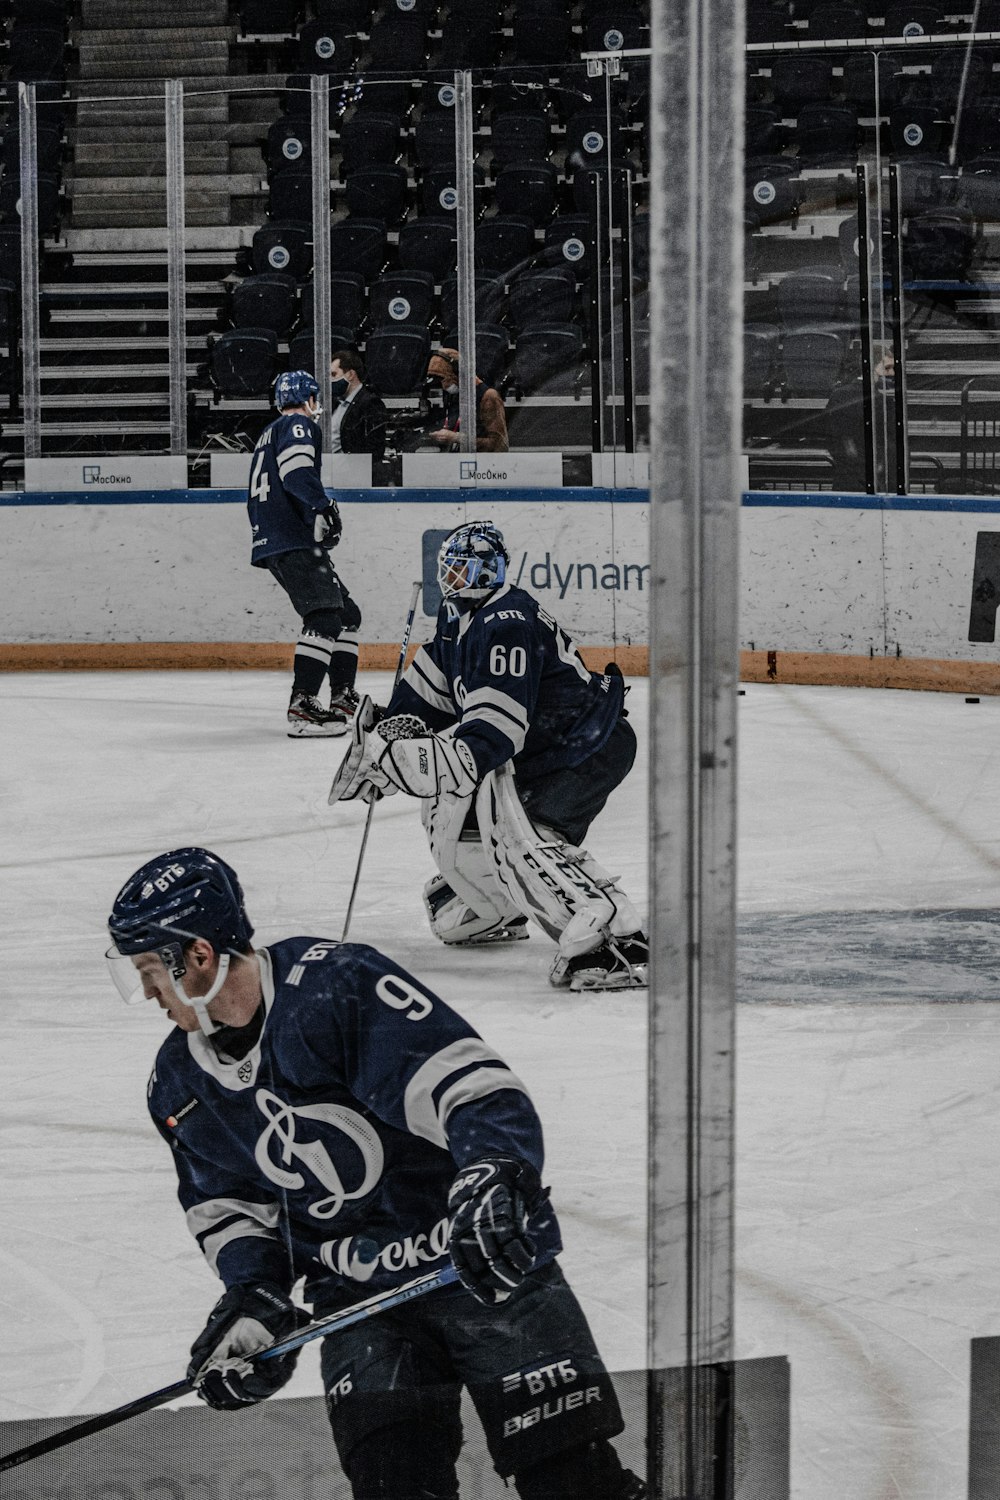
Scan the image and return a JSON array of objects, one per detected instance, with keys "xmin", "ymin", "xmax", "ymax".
[
  {"xmin": 328, "ymin": 694, "xmax": 393, "ymax": 804},
  {"xmin": 376, "ymin": 730, "xmax": 479, "ymax": 800},
  {"xmin": 313, "ymin": 504, "xmax": 342, "ymax": 549},
  {"xmin": 448, "ymin": 1156, "xmax": 543, "ymax": 1305},
  {"xmin": 187, "ymin": 1281, "xmax": 306, "ymax": 1410}
]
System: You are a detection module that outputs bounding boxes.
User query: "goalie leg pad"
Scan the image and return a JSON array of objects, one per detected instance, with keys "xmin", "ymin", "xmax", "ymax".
[
  {"xmin": 476, "ymin": 766, "xmax": 643, "ymax": 949},
  {"xmin": 421, "ymin": 795, "xmax": 524, "ymax": 943}
]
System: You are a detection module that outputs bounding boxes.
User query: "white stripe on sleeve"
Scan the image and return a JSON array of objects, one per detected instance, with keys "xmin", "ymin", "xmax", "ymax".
[{"xmin": 404, "ymin": 1038, "xmax": 529, "ymax": 1148}]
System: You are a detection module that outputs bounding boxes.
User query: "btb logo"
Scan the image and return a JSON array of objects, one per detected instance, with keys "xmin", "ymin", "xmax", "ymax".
[{"xmin": 253, "ymin": 1089, "xmax": 384, "ymax": 1219}]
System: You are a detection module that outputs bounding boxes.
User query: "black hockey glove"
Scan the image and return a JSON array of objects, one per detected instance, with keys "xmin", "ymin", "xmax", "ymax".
[
  {"xmin": 448, "ymin": 1157, "xmax": 543, "ymax": 1305},
  {"xmin": 187, "ymin": 1281, "xmax": 306, "ymax": 1410},
  {"xmin": 313, "ymin": 504, "xmax": 342, "ymax": 549}
]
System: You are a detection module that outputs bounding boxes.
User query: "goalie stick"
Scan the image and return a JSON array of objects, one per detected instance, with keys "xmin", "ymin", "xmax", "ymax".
[
  {"xmin": 336, "ymin": 578, "xmax": 423, "ymax": 941},
  {"xmin": 0, "ymin": 1263, "xmax": 458, "ymax": 1473}
]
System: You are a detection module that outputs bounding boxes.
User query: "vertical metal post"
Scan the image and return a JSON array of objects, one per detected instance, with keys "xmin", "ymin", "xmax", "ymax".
[
  {"xmin": 311, "ymin": 73, "xmax": 333, "ymax": 455},
  {"xmin": 855, "ymin": 164, "xmax": 876, "ymax": 495},
  {"xmin": 454, "ymin": 69, "xmax": 476, "ymax": 456},
  {"xmin": 165, "ymin": 80, "xmax": 188, "ymax": 459},
  {"xmin": 620, "ymin": 167, "xmax": 636, "ymax": 453},
  {"xmin": 887, "ymin": 162, "xmax": 909, "ymax": 496},
  {"xmin": 18, "ymin": 81, "xmax": 41, "ymax": 462},
  {"xmin": 647, "ymin": 0, "xmax": 742, "ymax": 1490}
]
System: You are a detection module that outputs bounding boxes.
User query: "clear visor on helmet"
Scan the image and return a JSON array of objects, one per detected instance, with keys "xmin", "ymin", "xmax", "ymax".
[{"xmin": 105, "ymin": 943, "xmax": 183, "ymax": 1006}]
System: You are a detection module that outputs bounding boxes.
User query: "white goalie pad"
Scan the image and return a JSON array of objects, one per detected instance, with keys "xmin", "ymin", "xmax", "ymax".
[
  {"xmin": 476, "ymin": 764, "xmax": 643, "ymax": 954},
  {"xmin": 421, "ymin": 790, "xmax": 524, "ymax": 944}
]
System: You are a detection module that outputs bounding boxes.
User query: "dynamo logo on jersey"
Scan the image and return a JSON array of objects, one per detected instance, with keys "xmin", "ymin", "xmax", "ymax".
[{"xmin": 253, "ymin": 1088, "xmax": 385, "ymax": 1219}]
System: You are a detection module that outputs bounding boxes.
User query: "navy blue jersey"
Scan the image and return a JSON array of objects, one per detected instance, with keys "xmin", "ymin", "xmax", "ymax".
[
  {"xmin": 147, "ymin": 938, "xmax": 560, "ymax": 1306},
  {"xmin": 387, "ymin": 584, "xmax": 625, "ymax": 786},
  {"xmin": 247, "ymin": 413, "xmax": 330, "ymax": 566}
]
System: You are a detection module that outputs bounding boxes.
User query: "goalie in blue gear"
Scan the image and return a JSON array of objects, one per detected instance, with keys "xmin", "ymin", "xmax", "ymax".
[
  {"xmin": 247, "ymin": 370, "xmax": 362, "ymax": 738},
  {"xmin": 105, "ymin": 847, "xmax": 646, "ymax": 1500},
  {"xmin": 330, "ymin": 520, "xmax": 648, "ymax": 992}
]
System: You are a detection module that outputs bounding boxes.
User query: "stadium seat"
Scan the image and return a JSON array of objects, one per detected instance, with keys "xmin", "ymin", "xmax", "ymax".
[
  {"xmin": 441, "ymin": 272, "xmax": 506, "ymax": 329},
  {"xmin": 494, "ymin": 161, "xmax": 559, "ymax": 226},
  {"xmin": 0, "ymin": 226, "xmax": 21, "ymax": 284},
  {"xmin": 506, "ymin": 265, "xmax": 578, "ymax": 332},
  {"xmin": 955, "ymin": 159, "xmax": 1000, "ymax": 224},
  {"xmin": 777, "ymin": 329, "xmax": 845, "ymax": 399},
  {"xmin": 490, "ymin": 112, "xmax": 552, "ymax": 169},
  {"xmin": 794, "ymin": 102, "xmax": 859, "ymax": 162},
  {"xmin": 397, "ymin": 216, "xmax": 458, "ymax": 276},
  {"xmin": 268, "ymin": 167, "xmax": 314, "ymax": 223},
  {"xmin": 287, "ymin": 326, "xmax": 358, "ymax": 373},
  {"xmin": 297, "ymin": 19, "xmax": 356, "ymax": 73},
  {"xmin": 889, "ymin": 104, "xmax": 945, "ymax": 158},
  {"xmin": 250, "ymin": 220, "xmax": 313, "ymax": 279},
  {"xmin": 544, "ymin": 216, "xmax": 592, "ymax": 272},
  {"xmin": 0, "ymin": 174, "xmax": 61, "ymax": 235},
  {"xmin": 572, "ymin": 166, "xmax": 630, "ymax": 221},
  {"xmin": 895, "ymin": 156, "xmax": 957, "ymax": 216},
  {"xmin": 509, "ymin": 322, "xmax": 584, "ymax": 394},
  {"xmin": 745, "ymin": 0, "xmax": 790, "ymax": 43},
  {"xmin": 583, "ymin": 6, "xmax": 644, "ymax": 52},
  {"xmin": 745, "ymin": 104, "xmax": 781, "ymax": 158},
  {"xmin": 766, "ymin": 54, "xmax": 833, "ymax": 113},
  {"xmin": 316, "ymin": 0, "xmax": 371, "ymax": 26},
  {"xmin": 476, "ymin": 215, "xmax": 537, "ymax": 275},
  {"xmin": 240, "ymin": 0, "xmax": 300, "ymax": 32},
  {"xmin": 329, "ymin": 217, "xmax": 390, "ymax": 280},
  {"xmin": 209, "ymin": 327, "xmax": 281, "ymax": 397},
  {"xmin": 230, "ymin": 273, "xmax": 299, "ymax": 336},
  {"xmin": 370, "ymin": 268, "xmax": 436, "ymax": 328},
  {"xmin": 7, "ymin": 25, "xmax": 65, "ymax": 80},
  {"xmin": 296, "ymin": 270, "xmax": 367, "ymax": 336},
  {"xmin": 902, "ymin": 207, "xmax": 976, "ymax": 280},
  {"xmin": 364, "ymin": 325, "xmax": 432, "ymax": 394},
  {"xmin": 954, "ymin": 103, "xmax": 1000, "ymax": 164},
  {"xmin": 744, "ymin": 326, "xmax": 778, "ymax": 398},
  {"xmin": 344, "ymin": 165, "xmax": 409, "ymax": 224},
  {"xmin": 0, "ymin": 279, "xmax": 19, "ymax": 341},
  {"xmin": 265, "ymin": 120, "xmax": 311, "ymax": 174},
  {"xmin": 745, "ymin": 157, "xmax": 802, "ymax": 227},
  {"xmin": 414, "ymin": 112, "xmax": 458, "ymax": 167},
  {"xmin": 775, "ymin": 269, "xmax": 845, "ymax": 330},
  {"xmin": 805, "ymin": 2, "xmax": 868, "ymax": 39},
  {"xmin": 366, "ymin": 14, "xmax": 428, "ymax": 71},
  {"xmin": 1, "ymin": 124, "xmax": 62, "ymax": 178},
  {"xmin": 564, "ymin": 109, "xmax": 630, "ymax": 170},
  {"xmin": 512, "ymin": 9, "xmax": 574, "ymax": 64},
  {"xmin": 883, "ymin": 1, "xmax": 941, "ymax": 37},
  {"xmin": 338, "ymin": 111, "xmax": 402, "ymax": 171},
  {"xmin": 281, "ymin": 73, "xmax": 317, "ymax": 121},
  {"xmin": 435, "ymin": 16, "xmax": 502, "ymax": 68}
]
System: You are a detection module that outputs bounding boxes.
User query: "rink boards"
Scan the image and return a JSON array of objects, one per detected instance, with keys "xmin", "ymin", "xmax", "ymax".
[{"xmin": 0, "ymin": 488, "xmax": 998, "ymax": 690}]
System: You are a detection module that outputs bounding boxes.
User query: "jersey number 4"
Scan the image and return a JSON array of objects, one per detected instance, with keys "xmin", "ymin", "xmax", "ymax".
[{"xmin": 249, "ymin": 449, "xmax": 270, "ymax": 504}]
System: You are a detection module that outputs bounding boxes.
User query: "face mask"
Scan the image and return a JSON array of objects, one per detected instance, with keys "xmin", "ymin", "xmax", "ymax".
[
  {"xmin": 444, "ymin": 382, "xmax": 459, "ymax": 395},
  {"xmin": 330, "ymin": 378, "xmax": 349, "ymax": 400}
]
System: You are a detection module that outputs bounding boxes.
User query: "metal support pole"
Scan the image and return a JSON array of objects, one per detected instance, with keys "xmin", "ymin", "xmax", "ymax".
[
  {"xmin": 18, "ymin": 81, "xmax": 40, "ymax": 462},
  {"xmin": 311, "ymin": 73, "xmax": 333, "ymax": 455},
  {"xmin": 165, "ymin": 79, "xmax": 187, "ymax": 459},
  {"xmin": 647, "ymin": 0, "xmax": 742, "ymax": 1491},
  {"xmin": 454, "ymin": 69, "xmax": 477, "ymax": 456}
]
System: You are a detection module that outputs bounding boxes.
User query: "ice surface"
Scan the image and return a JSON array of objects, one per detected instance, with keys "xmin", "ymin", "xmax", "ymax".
[{"xmin": 2, "ymin": 672, "xmax": 999, "ymax": 1499}]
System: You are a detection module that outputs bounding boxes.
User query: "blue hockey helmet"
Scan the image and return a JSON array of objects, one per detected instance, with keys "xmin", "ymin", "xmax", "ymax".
[
  {"xmin": 106, "ymin": 848, "xmax": 254, "ymax": 1029},
  {"xmin": 437, "ymin": 520, "xmax": 509, "ymax": 602},
  {"xmin": 274, "ymin": 369, "xmax": 320, "ymax": 411}
]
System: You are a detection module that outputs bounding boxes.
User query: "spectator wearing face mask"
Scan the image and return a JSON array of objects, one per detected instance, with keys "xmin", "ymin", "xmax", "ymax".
[
  {"xmin": 426, "ymin": 348, "xmax": 509, "ymax": 453},
  {"xmin": 329, "ymin": 349, "xmax": 389, "ymax": 460}
]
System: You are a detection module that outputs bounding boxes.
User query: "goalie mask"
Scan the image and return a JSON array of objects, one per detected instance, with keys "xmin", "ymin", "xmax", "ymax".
[
  {"xmin": 106, "ymin": 847, "xmax": 254, "ymax": 1034},
  {"xmin": 438, "ymin": 521, "xmax": 509, "ymax": 605}
]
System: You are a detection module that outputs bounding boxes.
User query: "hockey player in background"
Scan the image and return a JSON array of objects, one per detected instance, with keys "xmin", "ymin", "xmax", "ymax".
[
  {"xmin": 106, "ymin": 847, "xmax": 646, "ymax": 1500},
  {"xmin": 248, "ymin": 370, "xmax": 362, "ymax": 738},
  {"xmin": 330, "ymin": 520, "xmax": 648, "ymax": 992}
]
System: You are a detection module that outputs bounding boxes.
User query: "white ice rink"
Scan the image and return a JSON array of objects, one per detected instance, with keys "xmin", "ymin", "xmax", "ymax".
[{"xmin": 3, "ymin": 669, "xmax": 1000, "ymax": 1499}]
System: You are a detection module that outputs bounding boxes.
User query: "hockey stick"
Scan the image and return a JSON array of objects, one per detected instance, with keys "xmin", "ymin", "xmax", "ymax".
[
  {"xmin": 0, "ymin": 1263, "xmax": 459, "ymax": 1473},
  {"xmin": 338, "ymin": 578, "xmax": 423, "ymax": 941}
]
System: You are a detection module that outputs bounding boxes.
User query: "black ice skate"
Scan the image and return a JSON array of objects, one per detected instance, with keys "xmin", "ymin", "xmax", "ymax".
[
  {"xmin": 329, "ymin": 684, "xmax": 360, "ymax": 718},
  {"xmin": 287, "ymin": 691, "xmax": 351, "ymax": 738},
  {"xmin": 550, "ymin": 933, "xmax": 649, "ymax": 992}
]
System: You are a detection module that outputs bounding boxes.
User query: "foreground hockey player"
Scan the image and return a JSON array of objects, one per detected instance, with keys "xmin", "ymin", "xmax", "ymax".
[
  {"xmin": 248, "ymin": 370, "xmax": 362, "ymax": 737},
  {"xmin": 106, "ymin": 848, "xmax": 645, "ymax": 1500},
  {"xmin": 330, "ymin": 520, "xmax": 648, "ymax": 991}
]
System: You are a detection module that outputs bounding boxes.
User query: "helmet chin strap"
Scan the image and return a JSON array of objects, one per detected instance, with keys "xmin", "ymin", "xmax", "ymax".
[{"xmin": 169, "ymin": 953, "xmax": 231, "ymax": 1035}]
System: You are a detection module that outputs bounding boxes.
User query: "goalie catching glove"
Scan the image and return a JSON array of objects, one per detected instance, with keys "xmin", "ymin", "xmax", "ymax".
[
  {"xmin": 329, "ymin": 695, "xmax": 479, "ymax": 804},
  {"xmin": 448, "ymin": 1156, "xmax": 545, "ymax": 1305},
  {"xmin": 187, "ymin": 1281, "xmax": 308, "ymax": 1410}
]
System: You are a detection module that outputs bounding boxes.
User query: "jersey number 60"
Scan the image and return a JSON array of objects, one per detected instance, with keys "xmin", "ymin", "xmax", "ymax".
[{"xmin": 489, "ymin": 644, "xmax": 526, "ymax": 677}]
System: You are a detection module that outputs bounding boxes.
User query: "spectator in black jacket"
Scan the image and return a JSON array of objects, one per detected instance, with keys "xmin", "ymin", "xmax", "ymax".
[{"xmin": 329, "ymin": 349, "xmax": 388, "ymax": 461}]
